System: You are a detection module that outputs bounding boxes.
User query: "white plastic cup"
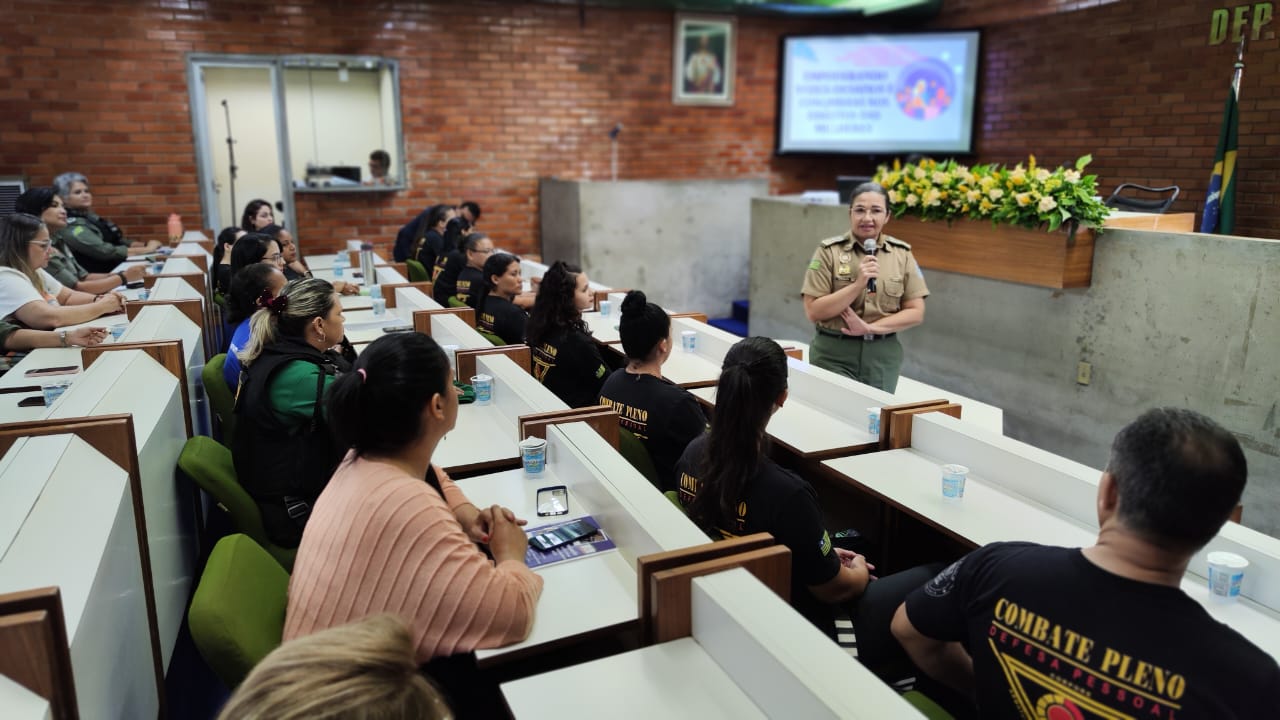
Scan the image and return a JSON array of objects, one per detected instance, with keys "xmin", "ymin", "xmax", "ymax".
[
  {"xmin": 941, "ymin": 464, "xmax": 968, "ymax": 500},
  {"xmin": 519, "ymin": 436, "xmax": 548, "ymax": 476},
  {"xmin": 598, "ymin": 300, "xmax": 613, "ymax": 317},
  {"xmin": 137, "ymin": 288, "xmax": 150, "ymax": 301},
  {"xmin": 367, "ymin": 284, "xmax": 382, "ymax": 299},
  {"xmin": 41, "ymin": 378, "xmax": 72, "ymax": 407},
  {"xmin": 1207, "ymin": 551, "xmax": 1248, "ymax": 602},
  {"xmin": 109, "ymin": 325, "xmax": 127, "ymax": 342},
  {"xmin": 867, "ymin": 407, "xmax": 880, "ymax": 436},
  {"xmin": 371, "ymin": 297, "xmax": 387, "ymax": 316},
  {"xmin": 681, "ymin": 330, "xmax": 697, "ymax": 353},
  {"xmin": 471, "ymin": 373, "xmax": 493, "ymax": 405},
  {"xmin": 149, "ymin": 261, "xmax": 164, "ymax": 275}
]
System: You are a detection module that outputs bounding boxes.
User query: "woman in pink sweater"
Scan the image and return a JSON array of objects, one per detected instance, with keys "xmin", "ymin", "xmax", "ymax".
[{"xmin": 284, "ymin": 331, "xmax": 542, "ymax": 669}]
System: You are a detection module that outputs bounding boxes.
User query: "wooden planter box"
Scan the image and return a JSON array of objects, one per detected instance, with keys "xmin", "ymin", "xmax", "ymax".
[{"xmin": 899, "ymin": 217, "xmax": 1095, "ymax": 289}]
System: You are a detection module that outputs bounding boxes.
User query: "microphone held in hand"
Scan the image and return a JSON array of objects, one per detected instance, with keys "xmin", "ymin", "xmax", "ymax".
[{"xmin": 863, "ymin": 238, "xmax": 877, "ymax": 293}]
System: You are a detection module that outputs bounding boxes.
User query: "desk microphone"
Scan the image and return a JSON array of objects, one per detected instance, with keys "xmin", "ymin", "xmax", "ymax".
[{"xmin": 863, "ymin": 238, "xmax": 877, "ymax": 293}]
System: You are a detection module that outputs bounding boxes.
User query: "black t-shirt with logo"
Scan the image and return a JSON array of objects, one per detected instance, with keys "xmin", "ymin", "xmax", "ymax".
[
  {"xmin": 456, "ymin": 266, "xmax": 484, "ymax": 307},
  {"xmin": 675, "ymin": 434, "xmax": 841, "ymax": 635},
  {"xmin": 479, "ymin": 295, "xmax": 527, "ymax": 345},
  {"xmin": 598, "ymin": 369, "xmax": 706, "ymax": 493},
  {"xmin": 531, "ymin": 329, "xmax": 612, "ymax": 408},
  {"xmin": 431, "ymin": 251, "xmax": 465, "ymax": 306},
  {"xmin": 904, "ymin": 542, "xmax": 1280, "ymax": 720}
]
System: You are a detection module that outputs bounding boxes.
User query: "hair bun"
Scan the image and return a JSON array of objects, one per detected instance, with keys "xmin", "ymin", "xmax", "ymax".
[{"xmin": 621, "ymin": 290, "xmax": 647, "ymax": 316}]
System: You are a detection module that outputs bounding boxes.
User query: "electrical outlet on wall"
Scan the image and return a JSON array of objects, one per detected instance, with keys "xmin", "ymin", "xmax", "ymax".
[{"xmin": 1077, "ymin": 361, "xmax": 1092, "ymax": 385}]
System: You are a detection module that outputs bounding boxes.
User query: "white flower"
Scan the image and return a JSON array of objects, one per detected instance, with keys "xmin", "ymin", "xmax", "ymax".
[
  {"xmin": 1064, "ymin": 169, "xmax": 1082, "ymax": 183},
  {"xmin": 1034, "ymin": 168, "xmax": 1051, "ymax": 182},
  {"xmin": 931, "ymin": 171, "xmax": 950, "ymax": 184},
  {"xmin": 987, "ymin": 188, "xmax": 1004, "ymax": 200},
  {"xmin": 1037, "ymin": 195, "xmax": 1058, "ymax": 213},
  {"xmin": 905, "ymin": 193, "xmax": 920, "ymax": 207},
  {"xmin": 888, "ymin": 189, "xmax": 902, "ymax": 203},
  {"xmin": 913, "ymin": 167, "xmax": 927, "ymax": 180},
  {"xmin": 924, "ymin": 188, "xmax": 943, "ymax": 206},
  {"xmin": 966, "ymin": 189, "xmax": 982, "ymax": 202}
]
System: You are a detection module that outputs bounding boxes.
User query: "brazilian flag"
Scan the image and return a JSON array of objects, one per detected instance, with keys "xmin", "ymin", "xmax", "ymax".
[{"xmin": 1199, "ymin": 84, "xmax": 1238, "ymax": 234}]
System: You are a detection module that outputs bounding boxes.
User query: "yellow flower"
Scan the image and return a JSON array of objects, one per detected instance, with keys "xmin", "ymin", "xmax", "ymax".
[
  {"xmin": 966, "ymin": 189, "xmax": 982, "ymax": 202},
  {"xmin": 979, "ymin": 198, "xmax": 995, "ymax": 212},
  {"xmin": 931, "ymin": 171, "xmax": 950, "ymax": 185},
  {"xmin": 888, "ymin": 189, "xmax": 903, "ymax": 203},
  {"xmin": 1015, "ymin": 192, "xmax": 1033, "ymax": 207}
]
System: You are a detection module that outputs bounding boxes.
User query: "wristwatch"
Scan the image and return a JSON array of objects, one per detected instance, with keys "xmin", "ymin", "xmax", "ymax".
[{"xmin": 59, "ymin": 330, "xmax": 68, "ymax": 347}]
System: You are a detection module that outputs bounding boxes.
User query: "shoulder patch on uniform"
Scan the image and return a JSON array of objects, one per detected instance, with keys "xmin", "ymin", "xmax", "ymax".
[
  {"xmin": 72, "ymin": 225, "xmax": 85, "ymax": 236},
  {"xmin": 807, "ymin": 258, "xmax": 822, "ymax": 271},
  {"xmin": 819, "ymin": 530, "xmax": 832, "ymax": 556},
  {"xmin": 819, "ymin": 235, "xmax": 847, "ymax": 248},
  {"xmin": 884, "ymin": 236, "xmax": 912, "ymax": 250},
  {"xmin": 595, "ymin": 364, "xmax": 607, "ymax": 379}
]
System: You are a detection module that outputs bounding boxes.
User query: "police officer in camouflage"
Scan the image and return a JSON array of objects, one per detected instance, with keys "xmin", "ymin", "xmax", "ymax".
[{"xmin": 800, "ymin": 182, "xmax": 928, "ymax": 393}]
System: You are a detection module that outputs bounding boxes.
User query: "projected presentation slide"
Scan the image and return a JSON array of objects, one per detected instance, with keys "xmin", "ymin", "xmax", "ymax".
[{"xmin": 778, "ymin": 32, "xmax": 980, "ymax": 154}]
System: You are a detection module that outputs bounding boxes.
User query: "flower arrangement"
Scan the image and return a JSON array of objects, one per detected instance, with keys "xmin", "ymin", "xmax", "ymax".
[{"xmin": 871, "ymin": 155, "xmax": 1111, "ymax": 233}]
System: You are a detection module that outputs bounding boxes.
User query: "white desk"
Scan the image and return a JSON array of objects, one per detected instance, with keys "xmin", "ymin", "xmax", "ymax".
[
  {"xmin": 581, "ymin": 311, "xmax": 621, "ymax": 345},
  {"xmin": 502, "ymin": 637, "xmax": 766, "ymax": 719},
  {"xmin": 658, "ymin": 349, "xmax": 723, "ymax": 389},
  {"xmin": 894, "ymin": 375, "xmax": 1004, "ymax": 435},
  {"xmin": 691, "ymin": 385, "xmax": 877, "ymax": 459},
  {"xmin": 0, "ymin": 434, "xmax": 158, "ymax": 718},
  {"xmin": 0, "ymin": 674, "xmax": 51, "ymax": 720},
  {"xmin": 339, "ymin": 294, "xmax": 373, "ymax": 310}
]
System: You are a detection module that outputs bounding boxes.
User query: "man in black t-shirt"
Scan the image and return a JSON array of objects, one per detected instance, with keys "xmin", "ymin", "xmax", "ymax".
[{"xmin": 892, "ymin": 408, "xmax": 1278, "ymax": 719}]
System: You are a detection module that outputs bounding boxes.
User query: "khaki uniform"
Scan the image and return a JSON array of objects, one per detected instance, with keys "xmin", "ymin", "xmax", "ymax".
[{"xmin": 799, "ymin": 231, "xmax": 929, "ymax": 392}]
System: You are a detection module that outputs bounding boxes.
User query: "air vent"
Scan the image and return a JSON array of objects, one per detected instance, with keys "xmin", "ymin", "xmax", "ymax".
[{"xmin": 0, "ymin": 178, "xmax": 27, "ymax": 216}]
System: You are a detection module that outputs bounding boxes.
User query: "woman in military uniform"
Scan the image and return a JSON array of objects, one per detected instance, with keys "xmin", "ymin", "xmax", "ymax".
[
  {"xmin": 52, "ymin": 172, "xmax": 161, "ymax": 274},
  {"xmin": 800, "ymin": 182, "xmax": 928, "ymax": 393}
]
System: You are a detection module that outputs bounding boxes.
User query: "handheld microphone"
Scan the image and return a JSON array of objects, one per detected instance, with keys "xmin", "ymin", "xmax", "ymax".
[{"xmin": 863, "ymin": 238, "xmax": 877, "ymax": 293}]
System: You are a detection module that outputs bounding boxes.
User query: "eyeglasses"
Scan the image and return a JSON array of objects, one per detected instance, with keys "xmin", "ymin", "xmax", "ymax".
[
  {"xmin": 265, "ymin": 254, "xmax": 284, "ymax": 264},
  {"xmin": 29, "ymin": 240, "xmax": 52, "ymax": 249},
  {"xmin": 470, "ymin": 248, "xmax": 494, "ymax": 255},
  {"xmin": 851, "ymin": 207, "xmax": 887, "ymax": 218}
]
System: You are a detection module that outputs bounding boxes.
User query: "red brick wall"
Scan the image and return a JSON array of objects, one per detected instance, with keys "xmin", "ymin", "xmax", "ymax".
[
  {"xmin": 931, "ymin": 0, "xmax": 1280, "ymax": 236},
  {"xmin": 2, "ymin": 0, "xmax": 1276, "ymax": 258}
]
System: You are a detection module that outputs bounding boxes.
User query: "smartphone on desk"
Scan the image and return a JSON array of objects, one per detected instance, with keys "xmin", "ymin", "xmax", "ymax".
[
  {"xmin": 126, "ymin": 280, "xmax": 146, "ymax": 289},
  {"xmin": 382, "ymin": 325, "xmax": 414, "ymax": 333},
  {"xmin": 25, "ymin": 365, "xmax": 80, "ymax": 378},
  {"xmin": 528, "ymin": 518, "xmax": 597, "ymax": 553},
  {"xmin": 536, "ymin": 486, "xmax": 568, "ymax": 517}
]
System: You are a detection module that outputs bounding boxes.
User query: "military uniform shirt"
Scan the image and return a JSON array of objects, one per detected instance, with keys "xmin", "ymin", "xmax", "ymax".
[
  {"xmin": 799, "ymin": 231, "xmax": 929, "ymax": 333},
  {"xmin": 56, "ymin": 211, "xmax": 129, "ymax": 274},
  {"xmin": 45, "ymin": 243, "xmax": 91, "ymax": 289}
]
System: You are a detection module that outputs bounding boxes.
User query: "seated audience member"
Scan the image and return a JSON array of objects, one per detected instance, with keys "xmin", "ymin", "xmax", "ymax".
[
  {"xmin": 233, "ymin": 278, "xmax": 350, "ymax": 547},
  {"xmin": 364, "ymin": 149, "xmax": 396, "ymax": 187},
  {"xmin": 0, "ymin": 320, "xmax": 105, "ymax": 375},
  {"xmin": 218, "ymin": 614, "xmax": 452, "ymax": 720},
  {"xmin": 454, "ymin": 233, "xmax": 493, "ymax": 307},
  {"xmin": 15, "ymin": 187, "xmax": 145, "ymax": 293},
  {"xmin": 471, "ymin": 253, "xmax": 528, "ymax": 345},
  {"xmin": 526, "ymin": 261, "xmax": 613, "ymax": 408},
  {"xmin": 223, "ymin": 264, "xmax": 288, "ymax": 391},
  {"xmin": 213, "ymin": 226, "xmax": 246, "ymax": 296},
  {"xmin": 230, "ymin": 232, "xmax": 285, "ymax": 277},
  {"xmin": 241, "ymin": 198, "xmax": 275, "ymax": 233},
  {"xmin": 260, "ymin": 224, "xmax": 311, "ymax": 281},
  {"xmin": 457, "ymin": 200, "xmax": 481, "ymax": 228},
  {"xmin": 413, "ymin": 204, "xmax": 454, "ymax": 275},
  {"xmin": 892, "ymin": 407, "xmax": 1280, "ymax": 719},
  {"xmin": 284, "ymin": 332, "xmax": 541, "ymax": 700},
  {"xmin": 431, "ymin": 239, "xmax": 465, "ymax": 306},
  {"xmin": 599, "ymin": 291, "xmax": 706, "ymax": 492},
  {"xmin": 53, "ymin": 171, "xmax": 161, "ymax": 273},
  {"xmin": 432, "ymin": 215, "xmax": 470, "ymax": 283},
  {"xmin": 0, "ymin": 214, "xmax": 125, "ymax": 329},
  {"xmin": 676, "ymin": 337, "xmax": 871, "ymax": 637}
]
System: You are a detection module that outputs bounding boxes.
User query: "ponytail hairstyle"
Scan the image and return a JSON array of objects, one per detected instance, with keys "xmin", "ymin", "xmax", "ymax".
[
  {"xmin": 239, "ymin": 278, "xmax": 336, "ymax": 367},
  {"xmin": 0, "ymin": 213, "xmax": 48, "ymax": 294},
  {"xmin": 327, "ymin": 332, "xmax": 452, "ymax": 458},
  {"xmin": 443, "ymin": 215, "xmax": 470, "ymax": 253},
  {"xmin": 227, "ymin": 264, "xmax": 284, "ymax": 324},
  {"xmin": 213, "ymin": 226, "xmax": 240, "ymax": 271},
  {"xmin": 525, "ymin": 261, "xmax": 588, "ymax": 347},
  {"xmin": 413, "ymin": 204, "xmax": 451, "ymax": 253},
  {"xmin": 686, "ymin": 337, "xmax": 789, "ymax": 533},
  {"xmin": 230, "ymin": 232, "xmax": 280, "ymax": 276},
  {"xmin": 471, "ymin": 252, "xmax": 519, "ymax": 314},
  {"xmin": 618, "ymin": 290, "xmax": 670, "ymax": 362}
]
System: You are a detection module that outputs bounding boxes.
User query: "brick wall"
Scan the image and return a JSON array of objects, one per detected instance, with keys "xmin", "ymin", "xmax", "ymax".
[
  {"xmin": 932, "ymin": 0, "xmax": 1280, "ymax": 236},
  {"xmin": 1, "ymin": 0, "xmax": 1276, "ymax": 258}
]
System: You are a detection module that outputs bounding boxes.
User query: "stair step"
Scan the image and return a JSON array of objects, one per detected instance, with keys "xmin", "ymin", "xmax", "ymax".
[{"xmin": 708, "ymin": 317, "xmax": 749, "ymax": 337}]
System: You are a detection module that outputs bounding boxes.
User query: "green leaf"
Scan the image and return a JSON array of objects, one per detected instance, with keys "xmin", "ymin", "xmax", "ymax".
[{"xmin": 1075, "ymin": 154, "xmax": 1092, "ymax": 171}]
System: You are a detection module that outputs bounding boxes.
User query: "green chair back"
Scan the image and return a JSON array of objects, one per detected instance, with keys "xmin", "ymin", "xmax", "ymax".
[
  {"xmin": 902, "ymin": 691, "xmax": 956, "ymax": 720},
  {"xmin": 203, "ymin": 353, "xmax": 237, "ymax": 445},
  {"xmin": 478, "ymin": 329, "xmax": 505, "ymax": 346},
  {"xmin": 447, "ymin": 295, "xmax": 467, "ymax": 309},
  {"xmin": 663, "ymin": 490, "xmax": 684, "ymax": 512},
  {"xmin": 178, "ymin": 436, "xmax": 296, "ymax": 571},
  {"xmin": 406, "ymin": 258, "xmax": 430, "ymax": 282},
  {"xmin": 189, "ymin": 534, "xmax": 290, "ymax": 689},
  {"xmin": 618, "ymin": 427, "xmax": 661, "ymax": 490}
]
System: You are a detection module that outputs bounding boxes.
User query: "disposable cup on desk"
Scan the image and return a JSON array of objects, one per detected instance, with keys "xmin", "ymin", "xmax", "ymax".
[
  {"xmin": 371, "ymin": 297, "xmax": 387, "ymax": 316},
  {"xmin": 519, "ymin": 436, "xmax": 548, "ymax": 477},
  {"xmin": 148, "ymin": 262, "xmax": 164, "ymax": 275},
  {"xmin": 941, "ymin": 464, "xmax": 968, "ymax": 501},
  {"xmin": 471, "ymin": 373, "xmax": 493, "ymax": 405},
  {"xmin": 367, "ymin": 284, "xmax": 382, "ymax": 299},
  {"xmin": 598, "ymin": 300, "xmax": 613, "ymax": 317},
  {"xmin": 42, "ymin": 378, "xmax": 73, "ymax": 407},
  {"xmin": 867, "ymin": 407, "xmax": 880, "ymax": 436},
  {"xmin": 681, "ymin": 330, "xmax": 698, "ymax": 353},
  {"xmin": 109, "ymin": 326, "xmax": 127, "ymax": 342},
  {"xmin": 1207, "ymin": 551, "xmax": 1248, "ymax": 602}
]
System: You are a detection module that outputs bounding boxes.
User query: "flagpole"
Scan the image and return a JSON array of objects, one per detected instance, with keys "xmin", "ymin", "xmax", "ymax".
[{"xmin": 1232, "ymin": 35, "xmax": 1245, "ymax": 99}]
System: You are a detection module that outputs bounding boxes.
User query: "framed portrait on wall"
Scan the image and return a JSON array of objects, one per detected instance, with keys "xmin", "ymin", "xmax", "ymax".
[{"xmin": 673, "ymin": 14, "xmax": 735, "ymax": 106}]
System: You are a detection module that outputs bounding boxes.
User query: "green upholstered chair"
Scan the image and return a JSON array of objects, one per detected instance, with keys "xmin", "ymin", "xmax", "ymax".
[
  {"xmin": 902, "ymin": 691, "xmax": 955, "ymax": 719},
  {"xmin": 202, "ymin": 353, "xmax": 237, "ymax": 446},
  {"xmin": 188, "ymin": 534, "xmax": 290, "ymax": 689},
  {"xmin": 618, "ymin": 427, "xmax": 661, "ymax": 490},
  {"xmin": 478, "ymin": 329, "xmax": 505, "ymax": 346},
  {"xmin": 406, "ymin": 258, "xmax": 431, "ymax": 282},
  {"xmin": 663, "ymin": 490, "xmax": 684, "ymax": 512},
  {"xmin": 447, "ymin": 296, "xmax": 467, "ymax": 309},
  {"xmin": 177, "ymin": 436, "xmax": 296, "ymax": 571}
]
